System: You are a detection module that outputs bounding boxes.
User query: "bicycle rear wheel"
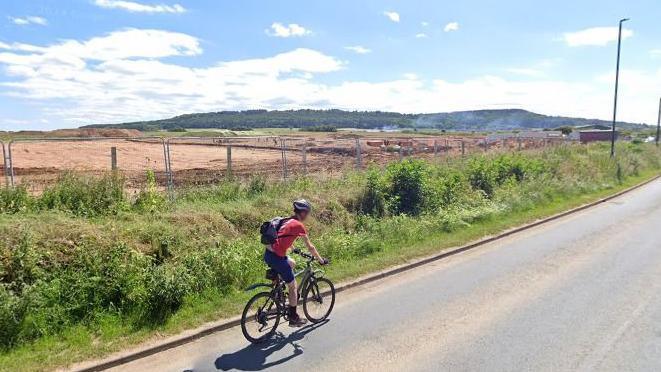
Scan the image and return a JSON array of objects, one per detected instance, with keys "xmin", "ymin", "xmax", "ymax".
[
  {"xmin": 241, "ymin": 292, "xmax": 281, "ymax": 343},
  {"xmin": 302, "ymin": 277, "xmax": 335, "ymax": 323}
]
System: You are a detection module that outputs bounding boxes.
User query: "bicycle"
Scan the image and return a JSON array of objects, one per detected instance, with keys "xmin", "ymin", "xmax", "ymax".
[{"xmin": 241, "ymin": 248, "xmax": 335, "ymax": 343}]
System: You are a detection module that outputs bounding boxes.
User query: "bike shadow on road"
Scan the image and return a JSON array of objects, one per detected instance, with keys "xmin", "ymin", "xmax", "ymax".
[{"xmin": 214, "ymin": 319, "xmax": 329, "ymax": 371}]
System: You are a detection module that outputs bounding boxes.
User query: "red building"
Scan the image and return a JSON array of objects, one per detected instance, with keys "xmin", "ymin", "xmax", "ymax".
[{"xmin": 578, "ymin": 130, "xmax": 618, "ymax": 144}]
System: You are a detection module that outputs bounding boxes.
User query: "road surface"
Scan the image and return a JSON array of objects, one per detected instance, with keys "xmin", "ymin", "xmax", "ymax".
[{"xmin": 111, "ymin": 179, "xmax": 661, "ymax": 372}]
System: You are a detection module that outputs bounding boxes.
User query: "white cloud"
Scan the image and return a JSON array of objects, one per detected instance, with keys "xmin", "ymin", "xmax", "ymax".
[
  {"xmin": 506, "ymin": 68, "xmax": 543, "ymax": 77},
  {"xmin": 10, "ymin": 16, "xmax": 48, "ymax": 26},
  {"xmin": 266, "ymin": 23, "xmax": 311, "ymax": 38},
  {"xmin": 383, "ymin": 11, "xmax": 400, "ymax": 23},
  {"xmin": 0, "ymin": 29, "xmax": 342, "ymax": 124},
  {"xmin": 93, "ymin": 0, "xmax": 186, "ymax": 13},
  {"xmin": 563, "ymin": 27, "xmax": 633, "ymax": 47},
  {"xmin": 345, "ymin": 46, "xmax": 371, "ymax": 54},
  {"xmin": 415, "ymin": 33, "xmax": 428, "ymax": 39},
  {"xmin": 0, "ymin": 28, "xmax": 659, "ymax": 127},
  {"xmin": 444, "ymin": 22, "xmax": 459, "ymax": 32},
  {"xmin": 650, "ymin": 49, "xmax": 661, "ymax": 58},
  {"xmin": 421, "ymin": 21, "xmax": 429, "ymax": 27},
  {"xmin": 505, "ymin": 60, "xmax": 558, "ymax": 77}
]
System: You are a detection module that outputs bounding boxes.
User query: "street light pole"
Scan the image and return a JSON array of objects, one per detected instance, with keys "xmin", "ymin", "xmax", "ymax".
[
  {"xmin": 610, "ymin": 18, "xmax": 629, "ymax": 158},
  {"xmin": 656, "ymin": 98, "xmax": 661, "ymax": 147}
]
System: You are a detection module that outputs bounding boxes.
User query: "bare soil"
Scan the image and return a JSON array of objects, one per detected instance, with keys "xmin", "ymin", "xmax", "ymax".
[{"xmin": 3, "ymin": 135, "xmax": 558, "ymax": 191}]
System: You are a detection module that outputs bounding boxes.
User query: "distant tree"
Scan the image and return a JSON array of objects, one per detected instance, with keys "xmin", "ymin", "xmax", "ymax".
[
  {"xmin": 301, "ymin": 125, "xmax": 338, "ymax": 132},
  {"xmin": 554, "ymin": 126, "xmax": 573, "ymax": 135}
]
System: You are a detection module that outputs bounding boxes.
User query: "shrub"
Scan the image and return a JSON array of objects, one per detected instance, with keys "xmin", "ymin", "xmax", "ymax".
[
  {"xmin": 467, "ymin": 154, "xmax": 547, "ymax": 197},
  {"xmin": 427, "ymin": 169, "xmax": 473, "ymax": 208},
  {"xmin": 0, "ymin": 285, "xmax": 24, "ymax": 348},
  {"xmin": 0, "ymin": 186, "xmax": 32, "ymax": 214},
  {"xmin": 466, "ymin": 157, "xmax": 497, "ymax": 197},
  {"xmin": 39, "ymin": 172, "xmax": 128, "ymax": 216},
  {"xmin": 247, "ymin": 176, "xmax": 267, "ymax": 195},
  {"xmin": 384, "ymin": 159, "xmax": 432, "ymax": 216},
  {"xmin": 357, "ymin": 168, "xmax": 386, "ymax": 217},
  {"xmin": 134, "ymin": 170, "xmax": 166, "ymax": 213}
]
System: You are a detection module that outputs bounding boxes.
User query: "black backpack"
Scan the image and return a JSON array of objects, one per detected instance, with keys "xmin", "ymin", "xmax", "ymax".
[{"xmin": 260, "ymin": 217, "xmax": 291, "ymax": 245}]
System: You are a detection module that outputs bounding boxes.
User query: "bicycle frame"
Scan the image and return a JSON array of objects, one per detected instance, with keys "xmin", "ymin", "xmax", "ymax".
[
  {"xmin": 242, "ymin": 248, "xmax": 334, "ymax": 342},
  {"xmin": 248, "ymin": 249, "xmax": 325, "ymax": 318},
  {"xmin": 247, "ymin": 247, "xmax": 325, "ymax": 293}
]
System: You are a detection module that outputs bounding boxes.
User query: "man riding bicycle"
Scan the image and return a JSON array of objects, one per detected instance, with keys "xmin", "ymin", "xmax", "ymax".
[{"xmin": 264, "ymin": 199, "xmax": 327, "ymax": 327}]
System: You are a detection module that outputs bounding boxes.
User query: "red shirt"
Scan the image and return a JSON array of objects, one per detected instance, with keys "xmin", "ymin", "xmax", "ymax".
[{"xmin": 271, "ymin": 218, "xmax": 307, "ymax": 257}]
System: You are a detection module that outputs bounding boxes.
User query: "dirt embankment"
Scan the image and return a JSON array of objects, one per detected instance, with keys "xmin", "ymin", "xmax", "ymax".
[
  {"xmin": 1, "ymin": 128, "xmax": 143, "ymax": 138},
  {"xmin": 49, "ymin": 128, "xmax": 144, "ymax": 138}
]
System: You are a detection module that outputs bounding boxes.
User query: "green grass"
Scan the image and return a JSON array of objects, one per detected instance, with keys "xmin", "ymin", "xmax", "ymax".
[{"xmin": 0, "ymin": 143, "xmax": 659, "ymax": 371}]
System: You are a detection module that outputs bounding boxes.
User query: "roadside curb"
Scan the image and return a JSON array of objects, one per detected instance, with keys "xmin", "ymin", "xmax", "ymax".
[{"xmin": 72, "ymin": 174, "xmax": 660, "ymax": 372}]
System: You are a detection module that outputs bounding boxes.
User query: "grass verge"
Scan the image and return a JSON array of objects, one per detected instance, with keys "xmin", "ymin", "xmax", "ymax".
[{"xmin": 0, "ymin": 143, "xmax": 659, "ymax": 371}]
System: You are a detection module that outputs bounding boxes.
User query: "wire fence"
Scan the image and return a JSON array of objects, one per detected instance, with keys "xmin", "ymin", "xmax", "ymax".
[
  {"xmin": 6, "ymin": 137, "xmax": 168, "ymax": 194},
  {"xmin": 1, "ymin": 140, "xmax": 7, "ymax": 188},
  {"xmin": 2, "ymin": 134, "xmax": 572, "ymax": 195}
]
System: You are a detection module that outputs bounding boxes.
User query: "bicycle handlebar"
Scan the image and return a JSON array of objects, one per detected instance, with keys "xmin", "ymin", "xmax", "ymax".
[
  {"xmin": 292, "ymin": 248, "xmax": 330, "ymax": 265},
  {"xmin": 292, "ymin": 248, "xmax": 313, "ymax": 260}
]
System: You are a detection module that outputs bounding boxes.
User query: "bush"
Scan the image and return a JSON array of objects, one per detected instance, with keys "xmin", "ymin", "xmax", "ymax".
[
  {"xmin": 466, "ymin": 157, "xmax": 497, "ymax": 197},
  {"xmin": 385, "ymin": 159, "xmax": 431, "ymax": 216},
  {"xmin": 0, "ymin": 285, "xmax": 24, "ymax": 348},
  {"xmin": 39, "ymin": 172, "xmax": 128, "ymax": 216},
  {"xmin": 467, "ymin": 154, "xmax": 547, "ymax": 197},
  {"xmin": 133, "ymin": 170, "xmax": 166, "ymax": 213},
  {"xmin": 357, "ymin": 168, "xmax": 386, "ymax": 217},
  {"xmin": 0, "ymin": 186, "xmax": 32, "ymax": 214},
  {"xmin": 247, "ymin": 176, "xmax": 267, "ymax": 195},
  {"xmin": 427, "ymin": 169, "xmax": 475, "ymax": 208}
]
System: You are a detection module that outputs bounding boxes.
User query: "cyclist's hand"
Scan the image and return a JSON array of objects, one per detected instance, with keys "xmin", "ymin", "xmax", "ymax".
[{"xmin": 318, "ymin": 257, "xmax": 329, "ymax": 265}]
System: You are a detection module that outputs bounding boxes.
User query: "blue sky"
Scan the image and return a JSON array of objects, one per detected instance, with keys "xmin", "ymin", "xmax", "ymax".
[{"xmin": 0, "ymin": 0, "xmax": 660, "ymax": 130}]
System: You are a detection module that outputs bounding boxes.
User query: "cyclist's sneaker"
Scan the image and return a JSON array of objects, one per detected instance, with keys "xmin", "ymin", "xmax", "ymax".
[{"xmin": 289, "ymin": 312, "xmax": 307, "ymax": 327}]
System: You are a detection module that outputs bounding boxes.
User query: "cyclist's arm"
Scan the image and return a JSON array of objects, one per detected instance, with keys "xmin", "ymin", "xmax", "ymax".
[{"xmin": 302, "ymin": 235, "xmax": 324, "ymax": 263}]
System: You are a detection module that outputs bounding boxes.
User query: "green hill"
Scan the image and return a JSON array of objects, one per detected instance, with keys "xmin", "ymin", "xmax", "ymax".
[{"xmin": 81, "ymin": 109, "xmax": 650, "ymax": 132}]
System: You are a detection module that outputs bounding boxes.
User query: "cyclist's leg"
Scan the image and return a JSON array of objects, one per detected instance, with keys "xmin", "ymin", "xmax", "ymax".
[
  {"xmin": 264, "ymin": 250, "xmax": 296, "ymax": 291},
  {"xmin": 285, "ymin": 257, "xmax": 297, "ymax": 304},
  {"xmin": 264, "ymin": 250, "xmax": 305, "ymax": 325}
]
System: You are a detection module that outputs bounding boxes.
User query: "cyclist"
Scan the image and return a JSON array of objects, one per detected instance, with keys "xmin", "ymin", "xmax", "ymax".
[{"xmin": 264, "ymin": 199, "xmax": 327, "ymax": 327}]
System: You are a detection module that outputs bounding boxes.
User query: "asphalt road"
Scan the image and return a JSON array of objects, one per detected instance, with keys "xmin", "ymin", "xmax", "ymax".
[{"xmin": 111, "ymin": 179, "xmax": 661, "ymax": 372}]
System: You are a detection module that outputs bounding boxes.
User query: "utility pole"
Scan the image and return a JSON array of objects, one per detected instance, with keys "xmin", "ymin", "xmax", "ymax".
[
  {"xmin": 656, "ymin": 98, "xmax": 661, "ymax": 147},
  {"xmin": 610, "ymin": 18, "xmax": 629, "ymax": 158}
]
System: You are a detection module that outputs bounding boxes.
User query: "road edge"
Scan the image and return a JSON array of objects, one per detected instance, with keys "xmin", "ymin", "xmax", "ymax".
[{"xmin": 72, "ymin": 174, "xmax": 660, "ymax": 372}]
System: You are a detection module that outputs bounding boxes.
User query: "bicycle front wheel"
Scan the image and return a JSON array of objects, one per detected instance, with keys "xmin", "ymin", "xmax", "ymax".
[
  {"xmin": 302, "ymin": 277, "xmax": 335, "ymax": 323},
  {"xmin": 241, "ymin": 291, "xmax": 280, "ymax": 343}
]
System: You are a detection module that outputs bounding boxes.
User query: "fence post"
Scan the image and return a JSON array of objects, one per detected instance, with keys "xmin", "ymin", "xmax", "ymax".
[
  {"xmin": 433, "ymin": 139, "xmax": 438, "ymax": 157},
  {"xmin": 281, "ymin": 138, "xmax": 288, "ymax": 180},
  {"xmin": 8, "ymin": 141, "xmax": 14, "ymax": 187},
  {"xmin": 355, "ymin": 138, "xmax": 362, "ymax": 169},
  {"xmin": 110, "ymin": 147, "xmax": 118, "ymax": 170},
  {"xmin": 1, "ymin": 141, "xmax": 8, "ymax": 187},
  {"xmin": 162, "ymin": 139, "xmax": 174, "ymax": 195},
  {"xmin": 399, "ymin": 145, "xmax": 404, "ymax": 160},
  {"xmin": 517, "ymin": 137, "xmax": 522, "ymax": 151},
  {"xmin": 461, "ymin": 140, "xmax": 465, "ymax": 157},
  {"xmin": 302, "ymin": 142, "xmax": 307, "ymax": 176},
  {"xmin": 226, "ymin": 144, "xmax": 232, "ymax": 178}
]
